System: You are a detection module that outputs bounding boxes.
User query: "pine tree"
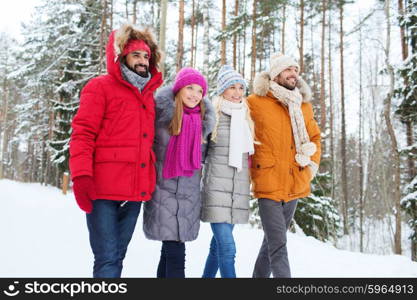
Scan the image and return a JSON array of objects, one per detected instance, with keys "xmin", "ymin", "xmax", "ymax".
[
  {"xmin": 401, "ymin": 175, "xmax": 417, "ymax": 261},
  {"xmin": 12, "ymin": 0, "xmax": 104, "ymax": 186},
  {"xmin": 294, "ymin": 174, "xmax": 341, "ymax": 242},
  {"xmin": 396, "ymin": 0, "xmax": 416, "ymax": 183},
  {"xmin": 396, "ymin": 0, "xmax": 417, "ymax": 260},
  {"xmin": 0, "ymin": 33, "xmax": 19, "ymax": 180},
  {"xmin": 396, "ymin": 0, "xmax": 417, "ymax": 172}
]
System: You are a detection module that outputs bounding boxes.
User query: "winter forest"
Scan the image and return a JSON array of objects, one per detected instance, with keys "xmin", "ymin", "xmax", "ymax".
[{"xmin": 0, "ymin": 0, "xmax": 416, "ymax": 262}]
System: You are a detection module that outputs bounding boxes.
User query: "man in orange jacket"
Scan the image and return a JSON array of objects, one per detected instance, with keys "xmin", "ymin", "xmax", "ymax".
[{"xmin": 248, "ymin": 53, "xmax": 321, "ymax": 278}]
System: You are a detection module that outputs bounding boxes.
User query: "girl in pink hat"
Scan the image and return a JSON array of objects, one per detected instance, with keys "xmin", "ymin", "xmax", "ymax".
[{"xmin": 143, "ymin": 67, "xmax": 215, "ymax": 277}]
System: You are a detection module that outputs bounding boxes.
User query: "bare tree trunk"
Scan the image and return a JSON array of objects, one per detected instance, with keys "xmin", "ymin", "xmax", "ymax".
[
  {"xmin": 99, "ymin": 0, "xmax": 108, "ymax": 75},
  {"xmin": 194, "ymin": 1, "xmax": 199, "ymax": 68},
  {"xmin": 310, "ymin": 15, "xmax": 318, "ymax": 102},
  {"xmin": 359, "ymin": 15, "xmax": 364, "ymax": 253},
  {"xmin": 339, "ymin": 2, "xmax": 349, "ymax": 235},
  {"xmin": 159, "ymin": 0, "xmax": 168, "ymax": 75},
  {"xmin": 0, "ymin": 80, "xmax": 8, "ymax": 179},
  {"xmin": 125, "ymin": 0, "xmax": 129, "ymax": 20},
  {"xmin": 176, "ymin": 0, "xmax": 185, "ymax": 72},
  {"xmin": 299, "ymin": 0, "xmax": 305, "ymax": 74},
  {"xmin": 242, "ymin": 0, "xmax": 247, "ymax": 78},
  {"xmin": 238, "ymin": 27, "xmax": 241, "ymax": 73},
  {"xmin": 203, "ymin": 0, "xmax": 210, "ymax": 76},
  {"xmin": 250, "ymin": 0, "xmax": 257, "ymax": 83},
  {"xmin": 320, "ymin": 0, "xmax": 327, "ymax": 134},
  {"xmin": 221, "ymin": 0, "xmax": 227, "ymax": 65},
  {"xmin": 328, "ymin": 8, "xmax": 335, "ymax": 203},
  {"xmin": 384, "ymin": 0, "xmax": 402, "ymax": 255},
  {"xmin": 151, "ymin": 0, "xmax": 155, "ymax": 28},
  {"xmin": 281, "ymin": 4, "xmax": 286, "ymax": 54},
  {"xmin": 132, "ymin": 0, "xmax": 137, "ymax": 24},
  {"xmin": 398, "ymin": 0, "xmax": 409, "ymax": 60},
  {"xmin": 46, "ymin": 108, "xmax": 54, "ymax": 184},
  {"xmin": 233, "ymin": 0, "xmax": 239, "ymax": 69},
  {"xmin": 62, "ymin": 172, "xmax": 69, "ymax": 194},
  {"xmin": 26, "ymin": 140, "xmax": 33, "ymax": 182},
  {"xmin": 406, "ymin": 123, "xmax": 416, "ymax": 179},
  {"xmin": 258, "ymin": 30, "xmax": 263, "ymax": 71},
  {"xmin": 191, "ymin": 0, "xmax": 195, "ymax": 67},
  {"xmin": 109, "ymin": 0, "xmax": 113, "ymax": 29}
]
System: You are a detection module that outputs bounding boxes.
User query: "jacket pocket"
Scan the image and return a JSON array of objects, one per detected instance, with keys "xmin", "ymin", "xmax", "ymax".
[
  {"xmin": 290, "ymin": 163, "xmax": 311, "ymax": 196},
  {"xmin": 251, "ymin": 158, "xmax": 278, "ymax": 193},
  {"xmin": 94, "ymin": 147, "xmax": 137, "ymax": 197}
]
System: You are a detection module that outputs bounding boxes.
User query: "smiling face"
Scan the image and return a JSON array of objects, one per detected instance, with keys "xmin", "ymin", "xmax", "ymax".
[
  {"xmin": 125, "ymin": 50, "xmax": 150, "ymax": 77},
  {"xmin": 274, "ymin": 66, "xmax": 299, "ymax": 90},
  {"xmin": 177, "ymin": 84, "xmax": 204, "ymax": 108},
  {"xmin": 221, "ymin": 83, "xmax": 245, "ymax": 103}
]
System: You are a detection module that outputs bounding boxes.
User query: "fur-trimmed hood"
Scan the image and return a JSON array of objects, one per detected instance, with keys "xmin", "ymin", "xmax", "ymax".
[
  {"xmin": 106, "ymin": 24, "xmax": 162, "ymax": 81},
  {"xmin": 252, "ymin": 71, "xmax": 312, "ymax": 103},
  {"xmin": 154, "ymin": 86, "xmax": 216, "ymax": 139}
]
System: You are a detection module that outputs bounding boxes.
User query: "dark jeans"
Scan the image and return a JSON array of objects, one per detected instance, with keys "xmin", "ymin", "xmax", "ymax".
[
  {"xmin": 157, "ymin": 241, "xmax": 186, "ymax": 278},
  {"xmin": 202, "ymin": 223, "xmax": 236, "ymax": 278},
  {"xmin": 86, "ymin": 199, "xmax": 141, "ymax": 278},
  {"xmin": 253, "ymin": 198, "xmax": 298, "ymax": 278}
]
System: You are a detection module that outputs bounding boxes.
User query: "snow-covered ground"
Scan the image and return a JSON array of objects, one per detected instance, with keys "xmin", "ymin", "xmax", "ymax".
[{"xmin": 1, "ymin": 179, "xmax": 416, "ymax": 278}]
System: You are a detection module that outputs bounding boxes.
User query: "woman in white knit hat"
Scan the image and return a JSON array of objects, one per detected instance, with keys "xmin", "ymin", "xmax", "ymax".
[{"xmin": 200, "ymin": 65, "xmax": 256, "ymax": 278}]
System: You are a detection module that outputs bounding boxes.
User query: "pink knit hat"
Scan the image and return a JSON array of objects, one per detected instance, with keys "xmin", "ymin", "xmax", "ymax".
[{"xmin": 172, "ymin": 67, "xmax": 208, "ymax": 97}]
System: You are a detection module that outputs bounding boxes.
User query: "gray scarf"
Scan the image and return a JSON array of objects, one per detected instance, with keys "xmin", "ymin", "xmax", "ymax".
[{"xmin": 120, "ymin": 63, "xmax": 151, "ymax": 91}]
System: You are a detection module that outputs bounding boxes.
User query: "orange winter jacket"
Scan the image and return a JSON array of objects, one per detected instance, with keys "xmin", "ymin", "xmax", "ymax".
[{"xmin": 248, "ymin": 73, "xmax": 321, "ymax": 202}]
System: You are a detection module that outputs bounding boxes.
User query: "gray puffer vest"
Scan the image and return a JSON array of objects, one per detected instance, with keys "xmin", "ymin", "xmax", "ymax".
[
  {"xmin": 201, "ymin": 112, "xmax": 251, "ymax": 224},
  {"xmin": 143, "ymin": 86, "xmax": 215, "ymax": 242}
]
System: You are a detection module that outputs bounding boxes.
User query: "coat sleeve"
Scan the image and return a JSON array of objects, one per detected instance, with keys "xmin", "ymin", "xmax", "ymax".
[
  {"xmin": 202, "ymin": 133, "xmax": 212, "ymax": 163},
  {"xmin": 305, "ymin": 103, "xmax": 321, "ymax": 166},
  {"xmin": 69, "ymin": 79, "xmax": 106, "ymax": 180}
]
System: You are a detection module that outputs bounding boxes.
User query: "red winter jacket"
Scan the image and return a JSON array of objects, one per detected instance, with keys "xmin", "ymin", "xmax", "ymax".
[{"xmin": 69, "ymin": 25, "xmax": 163, "ymax": 201}]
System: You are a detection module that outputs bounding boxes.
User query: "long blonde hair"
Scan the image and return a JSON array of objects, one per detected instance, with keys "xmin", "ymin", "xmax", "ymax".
[
  {"xmin": 210, "ymin": 95, "xmax": 258, "ymax": 144},
  {"xmin": 168, "ymin": 93, "xmax": 206, "ymax": 136}
]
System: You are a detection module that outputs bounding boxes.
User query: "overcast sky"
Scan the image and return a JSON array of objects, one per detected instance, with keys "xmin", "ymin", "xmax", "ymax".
[{"xmin": 0, "ymin": 0, "xmax": 40, "ymax": 40}]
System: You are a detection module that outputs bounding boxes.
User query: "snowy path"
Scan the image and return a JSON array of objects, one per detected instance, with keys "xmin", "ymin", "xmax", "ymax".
[{"xmin": 1, "ymin": 180, "xmax": 416, "ymax": 277}]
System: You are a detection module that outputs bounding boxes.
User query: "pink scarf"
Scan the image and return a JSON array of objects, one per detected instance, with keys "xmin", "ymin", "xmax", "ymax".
[{"xmin": 162, "ymin": 106, "xmax": 202, "ymax": 179}]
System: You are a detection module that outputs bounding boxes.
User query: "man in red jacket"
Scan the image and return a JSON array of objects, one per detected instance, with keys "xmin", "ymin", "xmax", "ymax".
[{"xmin": 69, "ymin": 24, "xmax": 163, "ymax": 278}]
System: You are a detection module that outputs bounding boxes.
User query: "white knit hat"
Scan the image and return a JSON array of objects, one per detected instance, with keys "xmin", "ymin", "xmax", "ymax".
[{"xmin": 269, "ymin": 52, "xmax": 300, "ymax": 80}]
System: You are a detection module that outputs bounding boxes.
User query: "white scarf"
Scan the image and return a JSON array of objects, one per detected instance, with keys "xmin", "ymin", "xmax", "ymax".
[
  {"xmin": 220, "ymin": 99, "xmax": 254, "ymax": 172},
  {"xmin": 269, "ymin": 81, "xmax": 317, "ymax": 173}
]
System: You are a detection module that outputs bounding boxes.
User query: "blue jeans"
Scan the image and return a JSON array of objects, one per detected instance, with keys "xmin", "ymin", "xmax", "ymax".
[
  {"xmin": 86, "ymin": 199, "xmax": 141, "ymax": 278},
  {"xmin": 157, "ymin": 241, "xmax": 186, "ymax": 278},
  {"xmin": 202, "ymin": 223, "xmax": 236, "ymax": 278}
]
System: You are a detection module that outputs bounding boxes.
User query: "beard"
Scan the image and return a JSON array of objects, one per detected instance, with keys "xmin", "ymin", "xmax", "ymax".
[
  {"xmin": 280, "ymin": 82, "xmax": 296, "ymax": 90},
  {"xmin": 276, "ymin": 77, "xmax": 297, "ymax": 90},
  {"xmin": 128, "ymin": 63, "xmax": 149, "ymax": 78}
]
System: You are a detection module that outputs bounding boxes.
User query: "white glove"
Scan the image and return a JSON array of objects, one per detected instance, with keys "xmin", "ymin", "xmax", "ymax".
[
  {"xmin": 301, "ymin": 142, "xmax": 317, "ymax": 157},
  {"xmin": 295, "ymin": 154, "xmax": 311, "ymax": 167}
]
